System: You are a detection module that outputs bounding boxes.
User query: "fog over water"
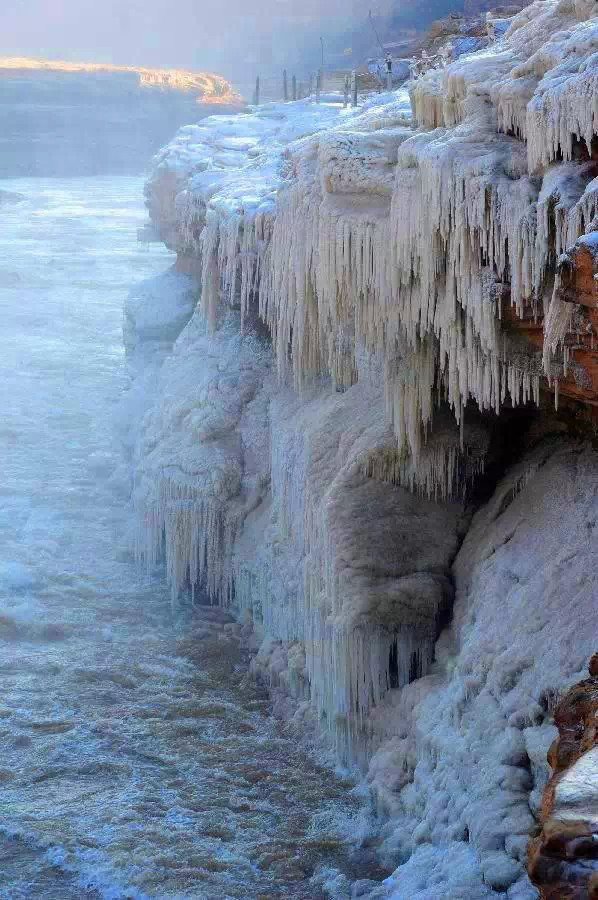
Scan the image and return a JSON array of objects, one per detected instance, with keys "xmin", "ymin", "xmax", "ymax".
[{"xmin": 1, "ymin": 0, "xmax": 359, "ymax": 83}]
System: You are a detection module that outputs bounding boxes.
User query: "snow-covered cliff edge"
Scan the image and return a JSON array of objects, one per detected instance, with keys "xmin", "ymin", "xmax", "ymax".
[{"xmin": 128, "ymin": 2, "xmax": 598, "ymax": 896}]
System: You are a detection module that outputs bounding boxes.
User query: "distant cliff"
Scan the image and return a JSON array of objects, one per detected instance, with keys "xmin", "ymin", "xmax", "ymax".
[{"xmin": 0, "ymin": 58, "xmax": 241, "ymax": 177}]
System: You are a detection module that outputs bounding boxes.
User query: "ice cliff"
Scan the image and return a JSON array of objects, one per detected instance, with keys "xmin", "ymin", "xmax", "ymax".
[{"xmin": 130, "ymin": 1, "xmax": 598, "ymax": 896}]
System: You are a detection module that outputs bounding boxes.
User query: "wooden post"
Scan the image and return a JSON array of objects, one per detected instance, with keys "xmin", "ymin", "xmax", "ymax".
[
  {"xmin": 343, "ymin": 74, "xmax": 349, "ymax": 107},
  {"xmin": 283, "ymin": 68, "xmax": 288, "ymax": 102},
  {"xmin": 292, "ymin": 74, "xmax": 297, "ymax": 101},
  {"xmin": 253, "ymin": 75, "xmax": 260, "ymax": 106},
  {"xmin": 387, "ymin": 67, "xmax": 392, "ymax": 92},
  {"xmin": 351, "ymin": 70, "xmax": 357, "ymax": 107},
  {"xmin": 316, "ymin": 67, "xmax": 322, "ymax": 103}
]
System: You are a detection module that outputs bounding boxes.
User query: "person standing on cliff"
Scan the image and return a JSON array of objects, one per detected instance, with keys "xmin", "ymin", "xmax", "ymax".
[{"xmin": 385, "ymin": 53, "xmax": 392, "ymax": 90}]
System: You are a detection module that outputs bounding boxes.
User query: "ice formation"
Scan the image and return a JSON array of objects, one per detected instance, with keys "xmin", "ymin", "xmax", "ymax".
[
  {"xmin": 146, "ymin": 0, "xmax": 597, "ymax": 472},
  {"xmin": 131, "ymin": 1, "xmax": 598, "ymax": 895},
  {"xmin": 132, "ymin": 309, "xmax": 272, "ymax": 606},
  {"xmin": 367, "ymin": 438, "xmax": 598, "ymax": 899}
]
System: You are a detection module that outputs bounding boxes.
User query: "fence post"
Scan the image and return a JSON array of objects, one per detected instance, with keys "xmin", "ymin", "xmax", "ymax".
[
  {"xmin": 283, "ymin": 68, "xmax": 288, "ymax": 102},
  {"xmin": 292, "ymin": 74, "xmax": 297, "ymax": 101},
  {"xmin": 316, "ymin": 68, "xmax": 322, "ymax": 103},
  {"xmin": 387, "ymin": 68, "xmax": 392, "ymax": 92},
  {"xmin": 351, "ymin": 70, "xmax": 357, "ymax": 107},
  {"xmin": 253, "ymin": 75, "xmax": 260, "ymax": 106},
  {"xmin": 343, "ymin": 74, "xmax": 349, "ymax": 107}
]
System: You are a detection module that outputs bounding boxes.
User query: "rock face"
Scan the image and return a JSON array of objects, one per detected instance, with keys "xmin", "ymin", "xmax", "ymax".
[
  {"xmin": 528, "ymin": 655, "xmax": 598, "ymax": 899},
  {"xmin": 0, "ymin": 58, "xmax": 240, "ymax": 176}
]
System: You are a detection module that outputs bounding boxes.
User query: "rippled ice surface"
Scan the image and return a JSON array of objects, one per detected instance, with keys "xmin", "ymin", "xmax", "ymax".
[{"xmin": 0, "ymin": 178, "xmax": 383, "ymax": 899}]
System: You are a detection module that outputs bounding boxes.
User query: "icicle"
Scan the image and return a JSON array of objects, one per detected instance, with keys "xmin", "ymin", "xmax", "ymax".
[
  {"xmin": 135, "ymin": 474, "xmax": 240, "ymax": 607},
  {"xmin": 542, "ymin": 287, "xmax": 573, "ymax": 376}
]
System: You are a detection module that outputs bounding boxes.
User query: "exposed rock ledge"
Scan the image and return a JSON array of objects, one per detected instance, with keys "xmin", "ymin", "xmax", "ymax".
[{"xmin": 528, "ymin": 655, "xmax": 598, "ymax": 899}]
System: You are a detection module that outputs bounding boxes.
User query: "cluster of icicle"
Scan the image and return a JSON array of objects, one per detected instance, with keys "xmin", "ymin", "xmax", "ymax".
[
  {"xmin": 136, "ymin": 468, "xmax": 241, "ymax": 608},
  {"xmin": 401, "ymin": 0, "xmax": 598, "ymax": 399},
  {"xmin": 175, "ymin": 188, "xmax": 274, "ymax": 332},
  {"xmin": 257, "ymin": 106, "xmax": 545, "ymax": 466},
  {"xmin": 357, "ymin": 439, "xmax": 486, "ymax": 505},
  {"xmin": 232, "ymin": 419, "xmax": 309, "ymax": 644},
  {"xmin": 222, "ymin": 383, "xmax": 452, "ymax": 756},
  {"xmin": 412, "ymin": 0, "xmax": 598, "ymax": 170},
  {"xmin": 186, "ymin": 4, "xmax": 597, "ymax": 484},
  {"xmin": 299, "ymin": 430, "xmax": 438, "ymax": 758}
]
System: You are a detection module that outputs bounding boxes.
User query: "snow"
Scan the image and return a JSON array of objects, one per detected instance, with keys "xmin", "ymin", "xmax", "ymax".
[
  {"xmin": 579, "ymin": 228, "xmax": 598, "ymax": 251},
  {"xmin": 553, "ymin": 744, "xmax": 598, "ymax": 821}
]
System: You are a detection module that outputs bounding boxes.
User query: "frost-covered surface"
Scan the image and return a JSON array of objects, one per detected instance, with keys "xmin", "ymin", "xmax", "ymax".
[
  {"xmin": 146, "ymin": 0, "xmax": 598, "ymax": 484},
  {"xmin": 366, "ymin": 438, "xmax": 598, "ymax": 899},
  {"xmin": 133, "ymin": 4, "xmax": 598, "ymax": 896},
  {"xmin": 134, "ymin": 308, "xmax": 272, "ymax": 605},
  {"xmin": 131, "ymin": 306, "xmax": 476, "ymax": 758},
  {"xmin": 412, "ymin": 0, "xmax": 598, "ymax": 167}
]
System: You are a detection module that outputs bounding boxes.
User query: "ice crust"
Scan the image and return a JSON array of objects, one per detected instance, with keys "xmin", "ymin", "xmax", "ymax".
[{"xmin": 132, "ymin": 3, "xmax": 598, "ymax": 896}]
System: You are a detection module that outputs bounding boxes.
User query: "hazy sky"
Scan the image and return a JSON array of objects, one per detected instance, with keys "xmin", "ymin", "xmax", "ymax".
[{"xmin": 1, "ymin": 0, "xmax": 359, "ymax": 80}]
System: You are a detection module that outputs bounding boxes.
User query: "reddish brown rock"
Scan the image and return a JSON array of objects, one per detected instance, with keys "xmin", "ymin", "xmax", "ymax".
[
  {"xmin": 502, "ymin": 234, "xmax": 598, "ymax": 413},
  {"xmin": 557, "ymin": 242, "xmax": 598, "ymax": 311},
  {"xmin": 528, "ymin": 656, "xmax": 598, "ymax": 899}
]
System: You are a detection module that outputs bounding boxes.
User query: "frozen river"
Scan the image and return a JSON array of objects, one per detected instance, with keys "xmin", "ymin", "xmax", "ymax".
[{"xmin": 0, "ymin": 177, "xmax": 384, "ymax": 899}]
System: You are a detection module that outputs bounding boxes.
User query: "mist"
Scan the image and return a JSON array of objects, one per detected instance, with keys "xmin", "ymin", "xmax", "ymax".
[{"xmin": 1, "ymin": 0, "xmax": 365, "ymax": 83}]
